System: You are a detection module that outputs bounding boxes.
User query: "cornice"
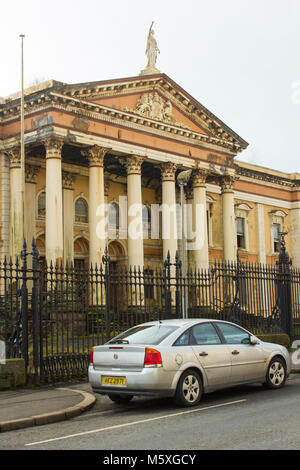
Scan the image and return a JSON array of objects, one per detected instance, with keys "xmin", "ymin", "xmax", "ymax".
[
  {"xmin": 234, "ymin": 164, "xmax": 300, "ymax": 189},
  {"xmin": 0, "ymin": 75, "xmax": 246, "ymax": 154},
  {"xmin": 0, "ymin": 91, "xmax": 240, "ymax": 156}
]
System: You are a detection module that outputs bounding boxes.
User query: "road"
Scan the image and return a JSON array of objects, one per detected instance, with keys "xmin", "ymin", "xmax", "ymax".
[{"xmin": 1, "ymin": 375, "xmax": 300, "ymax": 453}]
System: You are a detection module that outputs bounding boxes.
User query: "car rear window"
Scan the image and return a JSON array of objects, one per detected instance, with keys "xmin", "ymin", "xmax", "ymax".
[{"xmin": 108, "ymin": 324, "xmax": 178, "ymax": 345}]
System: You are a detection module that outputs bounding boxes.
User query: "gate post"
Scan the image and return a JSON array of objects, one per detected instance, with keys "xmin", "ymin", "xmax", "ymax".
[
  {"xmin": 20, "ymin": 240, "xmax": 29, "ymax": 378},
  {"xmin": 102, "ymin": 248, "xmax": 111, "ymax": 341},
  {"xmin": 277, "ymin": 233, "xmax": 293, "ymax": 340},
  {"xmin": 31, "ymin": 238, "xmax": 40, "ymax": 384},
  {"xmin": 175, "ymin": 251, "xmax": 182, "ymax": 318},
  {"xmin": 163, "ymin": 251, "xmax": 172, "ymax": 319}
]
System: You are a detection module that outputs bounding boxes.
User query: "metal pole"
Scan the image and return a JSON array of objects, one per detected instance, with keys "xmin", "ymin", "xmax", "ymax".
[
  {"xmin": 180, "ymin": 182, "xmax": 187, "ymax": 318},
  {"xmin": 20, "ymin": 34, "xmax": 25, "ymax": 242}
]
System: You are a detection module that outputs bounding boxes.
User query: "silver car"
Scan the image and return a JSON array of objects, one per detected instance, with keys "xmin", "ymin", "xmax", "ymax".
[{"xmin": 88, "ymin": 319, "xmax": 291, "ymax": 407}]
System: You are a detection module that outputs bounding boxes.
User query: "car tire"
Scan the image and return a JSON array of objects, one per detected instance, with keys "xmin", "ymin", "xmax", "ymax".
[
  {"xmin": 108, "ymin": 394, "xmax": 134, "ymax": 404},
  {"xmin": 264, "ymin": 356, "xmax": 287, "ymax": 389},
  {"xmin": 174, "ymin": 369, "xmax": 203, "ymax": 407}
]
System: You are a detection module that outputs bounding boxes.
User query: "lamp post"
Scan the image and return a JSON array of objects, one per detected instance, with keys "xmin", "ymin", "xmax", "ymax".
[{"xmin": 177, "ymin": 169, "xmax": 192, "ymax": 319}]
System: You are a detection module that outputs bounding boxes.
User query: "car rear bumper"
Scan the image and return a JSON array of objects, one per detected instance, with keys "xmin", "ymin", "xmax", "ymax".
[{"xmin": 88, "ymin": 364, "xmax": 176, "ymax": 397}]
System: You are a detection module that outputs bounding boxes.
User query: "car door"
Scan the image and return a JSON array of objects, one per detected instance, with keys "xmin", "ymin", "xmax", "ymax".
[
  {"xmin": 189, "ymin": 322, "xmax": 232, "ymax": 387},
  {"xmin": 215, "ymin": 322, "xmax": 266, "ymax": 383}
]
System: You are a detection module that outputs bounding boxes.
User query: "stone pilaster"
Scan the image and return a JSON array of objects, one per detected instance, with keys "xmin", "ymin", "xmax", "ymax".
[
  {"xmin": 221, "ymin": 174, "xmax": 236, "ymax": 261},
  {"xmin": 43, "ymin": 136, "xmax": 64, "ymax": 265},
  {"xmin": 62, "ymin": 170, "xmax": 76, "ymax": 265},
  {"xmin": 25, "ymin": 164, "xmax": 40, "ymax": 250},
  {"xmin": 291, "ymin": 202, "xmax": 300, "ymax": 268}
]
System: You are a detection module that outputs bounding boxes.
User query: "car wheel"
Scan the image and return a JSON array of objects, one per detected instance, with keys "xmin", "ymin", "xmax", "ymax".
[
  {"xmin": 265, "ymin": 357, "xmax": 287, "ymax": 389},
  {"xmin": 174, "ymin": 369, "xmax": 203, "ymax": 407},
  {"xmin": 108, "ymin": 394, "xmax": 134, "ymax": 404}
]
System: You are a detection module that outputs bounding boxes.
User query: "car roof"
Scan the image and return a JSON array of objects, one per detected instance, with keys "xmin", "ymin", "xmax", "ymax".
[{"xmin": 140, "ymin": 318, "xmax": 221, "ymax": 327}]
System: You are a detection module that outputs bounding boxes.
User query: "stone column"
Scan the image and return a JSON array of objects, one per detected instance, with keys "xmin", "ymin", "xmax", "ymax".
[
  {"xmin": 25, "ymin": 164, "xmax": 40, "ymax": 249},
  {"xmin": 87, "ymin": 145, "xmax": 109, "ymax": 267},
  {"xmin": 126, "ymin": 155, "xmax": 144, "ymax": 269},
  {"xmin": 221, "ymin": 175, "xmax": 236, "ymax": 262},
  {"xmin": 192, "ymin": 169, "xmax": 209, "ymax": 270},
  {"xmin": 44, "ymin": 136, "xmax": 64, "ymax": 266},
  {"xmin": 7, "ymin": 146, "xmax": 23, "ymax": 260},
  {"xmin": 161, "ymin": 162, "xmax": 178, "ymax": 263},
  {"xmin": 62, "ymin": 171, "xmax": 76, "ymax": 266}
]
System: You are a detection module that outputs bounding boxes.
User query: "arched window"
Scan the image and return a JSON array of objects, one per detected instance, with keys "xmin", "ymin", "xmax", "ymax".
[
  {"xmin": 143, "ymin": 205, "xmax": 150, "ymax": 239},
  {"xmin": 75, "ymin": 197, "xmax": 88, "ymax": 224},
  {"xmin": 108, "ymin": 202, "xmax": 120, "ymax": 230},
  {"xmin": 37, "ymin": 192, "xmax": 46, "ymax": 219}
]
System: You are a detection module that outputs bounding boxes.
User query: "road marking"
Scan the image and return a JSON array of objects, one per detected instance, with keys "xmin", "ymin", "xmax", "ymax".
[{"xmin": 25, "ymin": 399, "xmax": 246, "ymax": 447}]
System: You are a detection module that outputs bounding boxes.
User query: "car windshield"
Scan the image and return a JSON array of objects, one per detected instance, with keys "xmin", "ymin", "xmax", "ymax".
[{"xmin": 108, "ymin": 324, "xmax": 178, "ymax": 345}]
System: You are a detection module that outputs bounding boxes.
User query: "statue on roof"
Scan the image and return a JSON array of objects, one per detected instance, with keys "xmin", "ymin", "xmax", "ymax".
[
  {"xmin": 146, "ymin": 22, "xmax": 160, "ymax": 68},
  {"xmin": 140, "ymin": 22, "xmax": 160, "ymax": 76}
]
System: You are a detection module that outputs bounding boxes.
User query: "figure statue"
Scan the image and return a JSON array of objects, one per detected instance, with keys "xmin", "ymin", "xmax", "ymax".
[{"xmin": 146, "ymin": 22, "xmax": 160, "ymax": 68}]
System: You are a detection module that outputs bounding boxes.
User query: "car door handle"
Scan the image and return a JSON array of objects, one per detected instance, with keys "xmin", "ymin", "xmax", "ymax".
[
  {"xmin": 231, "ymin": 350, "xmax": 240, "ymax": 355},
  {"xmin": 199, "ymin": 352, "xmax": 208, "ymax": 357}
]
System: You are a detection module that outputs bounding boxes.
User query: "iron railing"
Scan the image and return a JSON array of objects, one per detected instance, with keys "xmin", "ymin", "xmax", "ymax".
[{"xmin": 0, "ymin": 237, "xmax": 299, "ymax": 384}]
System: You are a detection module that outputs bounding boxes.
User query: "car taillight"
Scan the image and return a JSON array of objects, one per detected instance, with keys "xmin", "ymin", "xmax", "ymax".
[
  {"xmin": 90, "ymin": 347, "xmax": 94, "ymax": 365},
  {"xmin": 144, "ymin": 347, "xmax": 162, "ymax": 368}
]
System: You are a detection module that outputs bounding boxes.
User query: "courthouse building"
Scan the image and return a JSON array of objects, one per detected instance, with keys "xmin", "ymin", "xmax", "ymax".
[{"xmin": 0, "ymin": 59, "xmax": 300, "ymax": 271}]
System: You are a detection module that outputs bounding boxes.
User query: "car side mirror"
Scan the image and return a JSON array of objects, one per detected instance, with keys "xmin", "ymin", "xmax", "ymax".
[{"xmin": 250, "ymin": 335, "xmax": 260, "ymax": 345}]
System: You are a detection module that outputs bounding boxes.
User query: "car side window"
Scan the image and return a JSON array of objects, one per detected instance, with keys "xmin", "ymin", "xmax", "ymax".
[
  {"xmin": 191, "ymin": 323, "xmax": 221, "ymax": 345},
  {"xmin": 174, "ymin": 329, "xmax": 191, "ymax": 346},
  {"xmin": 216, "ymin": 323, "xmax": 250, "ymax": 344}
]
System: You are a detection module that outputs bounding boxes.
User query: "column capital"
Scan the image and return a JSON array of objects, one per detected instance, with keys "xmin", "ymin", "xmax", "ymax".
[
  {"xmin": 62, "ymin": 170, "xmax": 76, "ymax": 190},
  {"xmin": 126, "ymin": 155, "xmax": 145, "ymax": 175},
  {"xmin": 220, "ymin": 174, "xmax": 236, "ymax": 194},
  {"xmin": 42, "ymin": 136, "xmax": 64, "ymax": 159},
  {"xmin": 87, "ymin": 145, "xmax": 110, "ymax": 167},
  {"xmin": 192, "ymin": 168, "xmax": 208, "ymax": 188},
  {"xmin": 161, "ymin": 161, "xmax": 177, "ymax": 182},
  {"xmin": 4, "ymin": 146, "xmax": 21, "ymax": 169},
  {"xmin": 25, "ymin": 164, "xmax": 40, "ymax": 183}
]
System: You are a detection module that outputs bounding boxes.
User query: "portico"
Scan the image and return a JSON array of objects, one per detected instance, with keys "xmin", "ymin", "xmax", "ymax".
[{"xmin": 1, "ymin": 73, "xmax": 299, "ymax": 271}]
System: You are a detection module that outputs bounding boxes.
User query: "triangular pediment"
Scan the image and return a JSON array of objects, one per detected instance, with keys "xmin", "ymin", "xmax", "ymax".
[{"xmin": 62, "ymin": 74, "xmax": 248, "ymax": 152}]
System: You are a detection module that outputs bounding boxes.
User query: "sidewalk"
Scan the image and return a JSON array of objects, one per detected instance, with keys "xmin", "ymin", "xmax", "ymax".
[{"xmin": 0, "ymin": 382, "xmax": 96, "ymax": 432}]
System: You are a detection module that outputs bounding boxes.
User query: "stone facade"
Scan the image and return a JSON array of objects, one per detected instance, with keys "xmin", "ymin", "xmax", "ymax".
[{"xmin": 0, "ymin": 74, "xmax": 299, "ymax": 269}]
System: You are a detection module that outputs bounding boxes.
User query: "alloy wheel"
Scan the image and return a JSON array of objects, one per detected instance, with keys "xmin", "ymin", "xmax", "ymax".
[
  {"xmin": 268, "ymin": 361, "xmax": 285, "ymax": 387},
  {"xmin": 182, "ymin": 374, "xmax": 200, "ymax": 404}
]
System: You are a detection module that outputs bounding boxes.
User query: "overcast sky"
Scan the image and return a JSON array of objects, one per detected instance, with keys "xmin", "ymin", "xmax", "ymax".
[{"xmin": 1, "ymin": 0, "xmax": 300, "ymax": 174}]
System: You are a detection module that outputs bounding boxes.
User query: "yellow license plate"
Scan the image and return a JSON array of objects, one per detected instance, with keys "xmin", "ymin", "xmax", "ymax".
[{"xmin": 102, "ymin": 376, "xmax": 126, "ymax": 386}]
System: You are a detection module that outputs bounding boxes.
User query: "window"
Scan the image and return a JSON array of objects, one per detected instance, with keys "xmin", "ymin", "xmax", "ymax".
[
  {"xmin": 273, "ymin": 223, "xmax": 281, "ymax": 253},
  {"xmin": 269, "ymin": 210, "xmax": 287, "ymax": 255},
  {"xmin": 236, "ymin": 217, "xmax": 246, "ymax": 249},
  {"xmin": 174, "ymin": 329, "xmax": 190, "ymax": 346},
  {"xmin": 143, "ymin": 205, "xmax": 150, "ymax": 239},
  {"xmin": 234, "ymin": 203, "xmax": 252, "ymax": 251},
  {"xmin": 37, "ymin": 192, "xmax": 46, "ymax": 219},
  {"xmin": 216, "ymin": 322, "xmax": 249, "ymax": 344},
  {"xmin": 191, "ymin": 323, "xmax": 221, "ymax": 345},
  {"xmin": 75, "ymin": 198, "xmax": 88, "ymax": 224},
  {"xmin": 108, "ymin": 324, "xmax": 178, "ymax": 345},
  {"xmin": 108, "ymin": 202, "xmax": 120, "ymax": 230}
]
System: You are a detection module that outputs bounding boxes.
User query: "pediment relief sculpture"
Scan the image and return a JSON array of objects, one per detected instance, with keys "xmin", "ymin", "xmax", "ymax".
[{"xmin": 123, "ymin": 92, "xmax": 190, "ymax": 130}]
